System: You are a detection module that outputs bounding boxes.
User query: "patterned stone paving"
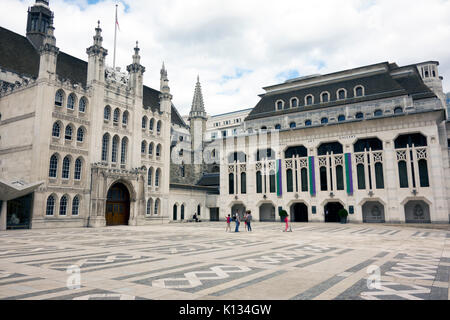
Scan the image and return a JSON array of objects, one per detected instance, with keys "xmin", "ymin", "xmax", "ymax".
[{"xmin": 0, "ymin": 222, "xmax": 448, "ymax": 300}]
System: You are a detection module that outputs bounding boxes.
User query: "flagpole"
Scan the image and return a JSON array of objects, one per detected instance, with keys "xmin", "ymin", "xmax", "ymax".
[{"xmin": 113, "ymin": 4, "xmax": 118, "ymax": 69}]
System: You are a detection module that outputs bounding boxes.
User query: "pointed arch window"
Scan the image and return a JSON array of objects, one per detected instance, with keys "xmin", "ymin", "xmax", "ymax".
[
  {"xmin": 60, "ymin": 196, "xmax": 68, "ymax": 216},
  {"xmin": 157, "ymin": 121, "xmax": 162, "ymax": 134},
  {"xmin": 122, "ymin": 111, "xmax": 129, "ymax": 126},
  {"xmin": 46, "ymin": 196, "xmax": 55, "ymax": 216},
  {"xmin": 149, "ymin": 143, "xmax": 154, "ymax": 156},
  {"xmin": 55, "ymin": 90, "xmax": 64, "ymax": 107},
  {"xmin": 113, "ymin": 109, "xmax": 120, "ymax": 123},
  {"xmin": 141, "ymin": 141, "xmax": 147, "ymax": 154},
  {"xmin": 156, "ymin": 144, "xmax": 161, "ymax": 157},
  {"xmin": 142, "ymin": 117, "xmax": 148, "ymax": 129},
  {"xmin": 121, "ymin": 138, "xmax": 128, "ymax": 164},
  {"xmin": 155, "ymin": 169, "xmax": 161, "ymax": 187},
  {"xmin": 102, "ymin": 134, "xmax": 109, "ymax": 162},
  {"xmin": 77, "ymin": 127, "xmax": 85, "ymax": 142},
  {"xmin": 149, "ymin": 118, "xmax": 154, "ymax": 131},
  {"xmin": 52, "ymin": 122, "xmax": 61, "ymax": 138},
  {"xmin": 154, "ymin": 199, "xmax": 160, "ymax": 215},
  {"xmin": 49, "ymin": 155, "xmax": 58, "ymax": 178},
  {"xmin": 111, "ymin": 136, "xmax": 119, "ymax": 163},
  {"xmin": 62, "ymin": 157, "xmax": 70, "ymax": 179},
  {"xmin": 65, "ymin": 126, "xmax": 73, "ymax": 141},
  {"xmin": 146, "ymin": 199, "xmax": 153, "ymax": 215},
  {"xmin": 72, "ymin": 196, "xmax": 80, "ymax": 216},
  {"xmin": 74, "ymin": 158, "xmax": 82, "ymax": 180},
  {"xmin": 67, "ymin": 94, "xmax": 75, "ymax": 110},
  {"xmin": 104, "ymin": 106, "xmax": 111, "ymax": 121},
  {"xmin": 148, "ymin": 168, "xmax": 153, "ymax": 186},
  {"xmin": 79, "ymin": 97, "xmax": 87, "ymax": 113}
]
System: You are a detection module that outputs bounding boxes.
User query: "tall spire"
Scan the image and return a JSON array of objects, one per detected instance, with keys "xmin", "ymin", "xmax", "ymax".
[{"xmin": 189, "ymin": 76, "xmax": 207, "ymax": 119}]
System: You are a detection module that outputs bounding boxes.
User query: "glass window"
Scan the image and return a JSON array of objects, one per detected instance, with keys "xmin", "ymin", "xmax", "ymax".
[
  {"xmin": 290, "ymin": 122, "xmax": 297, "ymax": 129},
  {"xmin": 77, "ymin": 128, "xmax": 84, "ymax": 142},
  {"xmin": 291, "ymin": 99, "xmax": 298, "ymax": 108},
  {"xmin": 398, "ymin": 161, "xmax": 408, "ymax": 188},
  {"xmin": 46, "ymin": 196, "xmax": 55, "ymax": 216},
  {"xmin": 155, "ymin": 169, "xmax": 160, "ymax": 187},
  {"xmin": 229, "ymin": 173, "xmax": 235, "ymax": 194},
  {"xmin": 322, "ymin": 93, "xmax": 329, "ymax": 103},
  {"xmin": 355, "ymin": 86, "xmax": 364, "ymax": 97},
  {"xmin": 375, "ymin": 162, "xmax": 384, "ymax": 189},
  {"xmin": 49, "ymin": 155, "xmax": 58, "ymax": 178},
  {"xmin": 55, "ymin": 91, "xmax": 64, "ymax": 106},
  {"xmin": 52, "ymin": 122, "xmax": 60, "ymax": 138},
  {"xmin": 74, "ymin": 158, "xmax": 82, "ymax": 180},
  {"xmin": 418, "ymin": 159, "xmax": 430, "ymax": 187},
  {"xmin": 256, "ymin": 171, "xmax": 263, "ymax": 194},
  {"xmin": 150, "ymin": 118, "xmax": 154, "ymax": 131},
  {"xmin": 104, "ymin": 106, "xmax": 111, "ymax": 120},
  {"xmin": 374, "ymin": 109, "xmax": 383, "ymax": 117},
  {"xmin": 321, "ymin": 118, "xmax": 329, "ymax": 124},
  {"xmin": 111, "ymin": 136, "xmax": 119, "ymax": 163},
  {"xmin": 113, "ymin": 109, "xmax": 120, "ymax": 123},
  {"xmin": 338, "ymin": 115, "xmax": 346, "ymax": 122},
  {"xmin": 355, "ymin": 112, "xmax": 364, "ymax": 119},
  {"xmin": 121, "ymin": 139, "xmax": 127, "ymax": 164},
  {"xmin": 269, "ymin": 171, "xmax": 276, "ymax": 193},
  {"xmin": 338, "ymin": 90, "xmax": 346, "ymax": 100},
  {"xmin": 142, "ymin": 117, "xmax": 147, "ymax": 129},
  {"xmin": 59, "ymin": 196, "xmax": 68, "ymax": 216},
  {"xmin": 65, "ymin": 126, "xmax": 73, "ymax": 141},
  {"xmin": 148, "ymin": 168, "xmax": 153, "ymax": 186},
  {"xmin": 305, "ymin": 120, "xmax": 312, "ymax": 126},
  {"xmin": 357, "ymin": 164, "xmax": 366, "ymax": 190},
  {"xmin": 287, "ymin": 169, "xmax": 294, "ymax": 193},
  {"xmin": 277, "ymin": 101, "xmax": 283, "ymax": 110},
  {"xmin": 301, "ymin": 168, "xmax": 308, "ymax": 192},
  {"xmin": 102, "ymin": 134, "xmax": 109, "ymax": 161},
  {"xmin": 72, "ymin": 196, "xmax": 80, "ymax": 216},
  {"xmin": 275, "ymin": 124, "xmax": 281, "ymax": 130},
  {"xmin": 394, "ymin": 107, "xmax": 403, "ymax": 114},
  {"xmin": 336, "ymin": 166, "xmax": 344, "ymax": 190},
  {"xmin": 241, "ymin": 172, "xmax": 247, "ymax": 194},
  {"xmin": 141, "ymin": 141, "xmax": 147, "ymax": 154},
  {"xmin": 320, "ymin": 167, "xmax": 327, "ymax": 191},
  {"xmin": 62, "ymin": 157, "xmax": 70, "ymax": 179},
  {"xmin": 79, "ymin": 98, "xmax": 86, "ymax": 113},
  {"xmin": 67, "ymin": 94, "xmax": 75, "ymax": 110}
]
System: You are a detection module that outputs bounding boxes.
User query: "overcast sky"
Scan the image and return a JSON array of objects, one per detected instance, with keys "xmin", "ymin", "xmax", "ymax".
[{"xmin": 2, "ymin": 0, "xmax": 450, "ymax": 116}]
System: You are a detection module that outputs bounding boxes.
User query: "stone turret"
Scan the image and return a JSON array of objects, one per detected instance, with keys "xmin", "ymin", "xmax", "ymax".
[
  {"xmin": 189, "ymin": 76, "xmax": 207, "ymax": 169},
  {"xmin": 127, "ymin": 41, "xmax": 145, "ymax": 96},
  {"xmin": 26, "ymin": 0, "xmax": 54, "ymax": 50},
  {"xmin": 37, "ymin": 22, "xmax": 59, "ymax": 80},
  {"xmin": 159, "ymin": 62, "xmax": 172, "ymax": 114},
  {"xmin": 86, "ymin": 21, "xmax": 108, "ymax": 84}
]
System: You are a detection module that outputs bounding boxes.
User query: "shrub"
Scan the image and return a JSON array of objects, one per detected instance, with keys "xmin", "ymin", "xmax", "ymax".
[{"xmin": 338, "ymin": 209, "xmax": 349, "ymax": 218}]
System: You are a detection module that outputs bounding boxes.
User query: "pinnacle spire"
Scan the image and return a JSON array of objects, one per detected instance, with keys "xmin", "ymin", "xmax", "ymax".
[{"xmin": 189, "ymin": 76, "xmax": 206, "ymax": 119}]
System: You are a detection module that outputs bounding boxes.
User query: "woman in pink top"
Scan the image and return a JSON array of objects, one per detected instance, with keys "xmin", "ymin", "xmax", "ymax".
[{"xmin": 284, "ymin": 215, "xmax": 292, "ymax": 232}]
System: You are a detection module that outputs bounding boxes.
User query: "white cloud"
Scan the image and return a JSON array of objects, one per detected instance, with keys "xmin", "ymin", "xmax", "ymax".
[{"xmin": 2, "ymin": 0, "xmax": 450, "ymax": 116}]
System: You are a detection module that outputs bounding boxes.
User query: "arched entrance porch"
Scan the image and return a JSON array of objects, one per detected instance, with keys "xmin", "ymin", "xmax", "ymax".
[
  {"xmin": 260, "ymin": 203, "xmax": 276, "ymax": 222},
  {"xmin": 324, "ymin": 202, "xmax": 344, "ymax": 223},
  {"xmin": 231, "ymin": 203, "xmax": 246, "ymax": 220},
  {"xmin": 290, "ymin": 203, "xmax": 308, "ymax": 222},
  {"xmin": 105, "ymin": 182, "xmax": 130, "ymax": 226}
]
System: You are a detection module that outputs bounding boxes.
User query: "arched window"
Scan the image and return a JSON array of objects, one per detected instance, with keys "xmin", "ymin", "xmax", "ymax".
[
  {"xmin": 256, "ymin": 171, "xmax": 263, "ymax": 194},
  {"xmin": 261, "ymin": 126, "xmax": 267, "ymax": 131},
  {"xmin": 148, "ymin": 168, "xmax": 153, "ymax": 186},
  {"xmin": 157, "ymin": 121, "xmax": 162, "ymax": 134},
  {"xmin": 398, "ymin": 161, "xmax": 408, "ymax": 188},
  {"xmin": 79, "ymin": 97, "xmax": 87, "ymax": 113},
  {"xmin": 275, "ymin": 124, "xmax": 281, "ymax": 130},
  {"xmin": 276, "ymin": 101, "xmax": 283, "ymax": 111},
  {"xmin": 121, "ymin": 138, "xmax": 128, "ymax": 164},
  {"xmin": 72, "ymin": 196, "xmax": 80, "ymax": 216},
  {"xmin": 287, "ymin": 169, "xmax": 294, "ymax": 193},
  {"xmin": 154, "ymin": 199, "xmax": 160, "ymax": 215},
  {"xmin": 374, "ymin": 109, "xmax": 383, "ymax": 117},
  {"xmin": 241, "ymin": 172, "xmax": 247, "ymax": 194},
  {"xmin": 52, "ymin": 122, "xmax": 61, "ymax": 138},
  {"xmin": 122, "ymin": 111, "xmax": 129, "ymax": 126},
  {"xmin": 149, "ymin": 143, "xmax": 154, "ymax": 156},
  {"xmin": 156, "ymin": 144, "xmax": 161, "ymax": 157},
  {"xmin": 102, "ymin": 134, "xmax": 109, "ymax": 162},
  {"xmin": 155, "ymin": 169, "xmax": 161, "ymax": 187},
  {"xmin": 104, "ymin": 106, "xmax": 111, "ymax": 121},
  {"xmin": 305, "ymin": 120, "xmax": 312, "ymax": 126},
  {"xmin": 336, "ymin": 165, "xmax": 344, "ymax": 190},
  {"xmin": 141, "ymin": 141, "xmax": 147, "ymax": 154},
  {"xmin": 65, "ymin": 125, "xmax": 73, "ymax": 141},
  {"xmin": 149, "ymin": 118, "xmax": 155, "ymax": 131},
  {"xmin": 77, "ymin": 127, "xmax": 84, "ymax": 142},
  {"xmin": 301, "ymin": 168, "xmax": 308, "ymax": 192},
  {"xmin": 55, "ymin": 90, "xmax": 64, "ymax": 107},
  {"xmin": 355, "ymin": 86, "xmax": 364, "ymax": 97},
  {"xmin": 291, "ymin": 98, "xmax": 298, "ymax": 108},
  {"xmin": 290, "ymin": 122, "xmax": 297, "ymax": 129},
  {"xmin": 229, "ymin": 173, "xmax": 235, "ymax": 194},
  {"xmin": 67, "ymin": 94, "xmax": 75, "ymax": 110},
  {"xmin": 394, "ymin": 107, "xmax": 403, "ymax": 115},
  {"xmin": 357, "ymin": 164, "xmax": 366, "ymax": 190},
  {"xmin": 285, "ymin": 146, "xmax": 307, "ymax": 158},
  {"xmin": 111, "ymin": 136, "xmax": 119, "ymax": 163},
  {"xmin": 74, "ymin": 158, "xmax": 82, "ymax": 180},
  {"xmin": 269, "ymin": 170, "xmax": 276, "ymax": 193},
  {"xmin": 49, "ymin": 155, "xmax": 58, "ymax": 178},
  {"xmin": 181, "ymin": 204, "xmax": 185, "ymax": 220},
  {"xmin": 338, "ymin": 115, "xmax": 346, "ymax": 122},
  {"xmin": 418, "ymin": 159, "xmax": 430, "ymax": 187},
  {"xmin": 146, "ymin": 199, "xmax": 153, "ymax": 215},
  {"xmin": 337, "ymin": 89, "xmax": 346, "ymax": 100},
  {"xmin": 62, "ymin": 156, "xmax": 70, "ymax": 179},
  {"xmin": 46, "ymin": 195, "xmax": 55, "ymax": 216},
  {"xmin": 320, "ymin": 166, "xmax": 327, "ymax": 191},
  {"xmin": 59, "ymin": 196, "xmax": 68, "ymax": 216},
  {"xmin": 305, "ymin": 95, "xmax": 313, "ymax": 106},
  {"xmin": 113, "ymin": 108, "xmax": 120, "ymax": 123},
  {"xmin": 321, "ymin": 92, "xmax": 330, "ymax": 103},
  {"xmin": 321, "ymin": 118, "xmax": 329, "ymax": 124},
  {"xmin": 142, "ymin": 116, "xmax": 148, "ymax": 129},
  {"xmin": 355, "ymin": 112, "xmax": 364, "ymax": 119}
]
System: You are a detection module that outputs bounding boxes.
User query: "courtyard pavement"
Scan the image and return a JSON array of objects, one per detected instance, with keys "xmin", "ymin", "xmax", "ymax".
[{"xmin": 0, "ymin": 222, "xmax": 449, "ymax": 300}]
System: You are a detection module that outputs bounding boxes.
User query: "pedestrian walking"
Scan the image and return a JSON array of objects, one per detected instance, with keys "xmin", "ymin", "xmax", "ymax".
[
  {"xmin": 244, "ymin": 212, "xmax": 248, "ymax": 231},
  {"xmin": 284, "ymin": 214, "xmax": 292, "ymax": 232},
  {"xmin": 226, "ymin": 214, "xmax": 231, "ymax": 232},
  {"xmin": 246, "ymin": 210, "xmax": 253, "ymax": 232},
  {"xmin": 235, "ymin": 211, "xmax": 240, "ymax": 232}
]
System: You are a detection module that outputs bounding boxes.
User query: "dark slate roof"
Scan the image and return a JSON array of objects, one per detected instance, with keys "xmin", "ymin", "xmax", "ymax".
[
  {"xmin": 246, "ymin": 62, "xmax": 437, "ymax": 121},
  {"xmin": 0, "ymin": 26, "xmax": 187, "ymax": 127},
  {"xmin": 170, "ymin": 183, "xmax": 219, "ymax": 194},
  {"xmin": 197, "ymin": 173, "xmax": 220, "ymax": 187}
]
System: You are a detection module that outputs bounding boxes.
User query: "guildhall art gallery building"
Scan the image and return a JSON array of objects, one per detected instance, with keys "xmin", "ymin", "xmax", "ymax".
[{"xmin": 0, "ymin": 1, "xmax": 449, "ymax": 230}]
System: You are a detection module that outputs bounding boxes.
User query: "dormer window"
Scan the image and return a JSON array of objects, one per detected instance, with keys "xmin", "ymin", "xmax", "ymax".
[
  {"xmin": 321, "ymin": 92, "xmax": 330, "ymax": 103},
  {"xmin": 289, "ymin": 122, "xmax": 297, "ymax": 129},
  {"xmin": 374, "ymin": 109, "xmax": 383, "ymax": 117},
  {"xmin": 275, "ymin": 124, "xmax": 281, "ymax": 130},
  {"xmin": 355, "ymin": 112, "xmax": 364, "ymax": 119},
  {"xmin": 305, "ymin": 120, "xmax": 312, "ymax": 126},
  {"xmin": 321, "ymin": 117, "xmax": 329, "ymax": 124},
  {"xmin": 276, "ymin": 100, "xmax": 284, "ymax": 111},
  {"xmin": 290, "ymin": 98, "xmax": 299, "ymax": 108},
  {"xmin": 338, "ymin": 115, "xmax": 346, "ymax": 122},
  {"xmin": 337, "ymin": 89, "xmax": 346, "ymax": 100},
  {"xmin": 354, "ymin": 86, "xmax": 364, "ymax": 97},
  {"xmin": 305, "ymin": 95, "xmax": 314, "ymax": 106}
]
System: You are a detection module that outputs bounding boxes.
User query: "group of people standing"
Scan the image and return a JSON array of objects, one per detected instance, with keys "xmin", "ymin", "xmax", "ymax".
[{"xmin": 226, "ymin": 210, "xmax": 253, "ymax": 232}]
